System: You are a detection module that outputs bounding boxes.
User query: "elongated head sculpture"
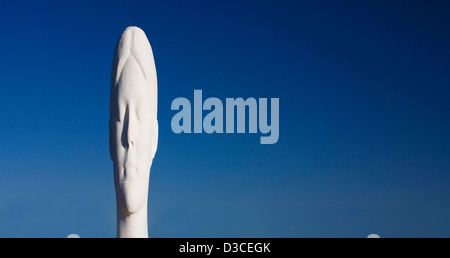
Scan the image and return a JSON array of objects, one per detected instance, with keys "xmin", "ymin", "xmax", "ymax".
[{"xmin": 110, "ymin": 26, "xmax": 158, "ymax": 238}]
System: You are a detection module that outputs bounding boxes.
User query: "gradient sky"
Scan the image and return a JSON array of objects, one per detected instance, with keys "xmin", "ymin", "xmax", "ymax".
[{"xmin": 0, "ymin": 0, "xmax": 449, "ymax": 237}]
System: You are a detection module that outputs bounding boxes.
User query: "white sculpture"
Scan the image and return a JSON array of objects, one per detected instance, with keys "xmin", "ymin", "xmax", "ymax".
[{"xmin": 109, "ymin": 26, "xmax": 158, "ymax": 238}]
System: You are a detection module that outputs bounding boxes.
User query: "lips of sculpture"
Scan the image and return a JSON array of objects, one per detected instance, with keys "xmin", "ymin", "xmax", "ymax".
[{"xmin": 114, "ymin": 160, "xmax": 152, "ymax": 215}]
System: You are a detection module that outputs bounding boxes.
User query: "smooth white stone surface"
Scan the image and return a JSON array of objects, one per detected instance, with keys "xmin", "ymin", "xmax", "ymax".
[{"xmin": 110, "ymin": 26, "xmax": 158, "ymax": 238}]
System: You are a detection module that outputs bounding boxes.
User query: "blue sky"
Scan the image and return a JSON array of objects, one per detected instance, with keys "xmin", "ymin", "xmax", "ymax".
[{"xmin": 0, "ymin": 0, "xmax": 449, "ymax": 237}]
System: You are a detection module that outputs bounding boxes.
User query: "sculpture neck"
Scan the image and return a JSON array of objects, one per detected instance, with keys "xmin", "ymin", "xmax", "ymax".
[{"xmin": 117, "ymin": 206, "xmax": 148, "ymax": 238}]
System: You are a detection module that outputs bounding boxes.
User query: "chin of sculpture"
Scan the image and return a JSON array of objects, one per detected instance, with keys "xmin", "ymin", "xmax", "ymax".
[
  {"xmin": 109, "ymin": 26, "xmax": 158, "ymax": 238},
  {"xmin": 114, "ymin": 165, "xmax": 150, "ymax": 215}
]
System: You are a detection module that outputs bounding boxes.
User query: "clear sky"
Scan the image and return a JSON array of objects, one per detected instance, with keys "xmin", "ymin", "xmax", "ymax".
[{"xmin": 0, "ymin": 0, "xmax": 449, "ymax": 237}]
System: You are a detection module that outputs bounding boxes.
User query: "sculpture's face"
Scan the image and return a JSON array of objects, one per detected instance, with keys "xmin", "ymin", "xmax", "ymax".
[{"xmin": 110, "ymin": 27, "xmax": 158, "ymax": 215}]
